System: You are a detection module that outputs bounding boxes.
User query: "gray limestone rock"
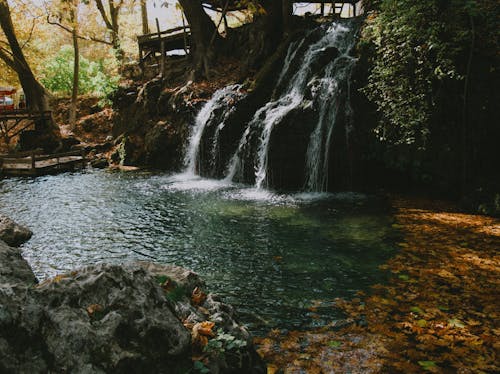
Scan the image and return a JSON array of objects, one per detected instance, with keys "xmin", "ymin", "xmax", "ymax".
[
  {"xmin": 0, "ymin": 214, "xmax": 32, "ymax": 247},
  {"xmin": 0, "ymin": 251, "xmax": 265, "ymax": 373}
]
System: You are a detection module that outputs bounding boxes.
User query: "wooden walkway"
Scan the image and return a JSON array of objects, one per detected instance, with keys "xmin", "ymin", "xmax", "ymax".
[
  {"xmin": 0, "ymin": 149, "xmax": 85, "ymax": 177},
  {"xmin": 138, "ymin": 26, "xmax": 190, "ymax": 66}
]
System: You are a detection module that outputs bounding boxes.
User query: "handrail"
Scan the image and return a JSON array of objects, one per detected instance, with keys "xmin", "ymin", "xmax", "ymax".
[
  {"xmin": 138, "ymin": 26, "xmax": 190, "ymax": 42},
  {"xmin": 35, "ymin": 150, "xmax": 83, "ymax": 162},
  {"xmin": 0, "ymin": 149, "xmax": 83, "ymax": 165},
  {"xmin": 0, "ymin": 148, "xmax": 44, "ymax": 158}
]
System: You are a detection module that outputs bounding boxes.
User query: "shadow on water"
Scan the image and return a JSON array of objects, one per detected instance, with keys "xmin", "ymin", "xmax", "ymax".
[{"xmin": 0, "ymin": 169, "xmax": 398, "ymax": 334}]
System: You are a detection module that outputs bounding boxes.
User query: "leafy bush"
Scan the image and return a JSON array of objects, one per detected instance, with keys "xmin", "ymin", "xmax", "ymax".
[
  {"xmin": 360, "ymin": 0, "xmax": 479, "ymax": 148},
  {"xmin": 41, "ymin": 45, "xmax": 119, "ymax": 100}
]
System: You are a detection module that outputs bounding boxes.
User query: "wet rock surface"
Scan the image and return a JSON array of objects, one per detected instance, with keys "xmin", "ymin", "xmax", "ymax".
[
  {"xmin": 0, "ymin": 236, "xmax": 265, "ymax": 373},
  {"xmin": 0, "ymin": 214, "xmax": 32, "ymax": 247}
]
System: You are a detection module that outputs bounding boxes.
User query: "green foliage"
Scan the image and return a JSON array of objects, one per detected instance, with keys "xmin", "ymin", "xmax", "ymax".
[
  {"xmin": 203, "ymin": 329, "xmax": 247, "ymax": 359},
  {"xmin": 193, "ymin": 360, "xmax": 210, "ymax": 373},
  {"xmin": 155, "ymin": 275, "xmax": 169, "ymax": 284},
  {"xmin": 165, "ymin": 285, "xmax": 187, "ymax": 302},
  {"xmin": 418, "ymin": 360, "xmax": 437, "ymax": 371},
  {"xmin": 361, "ymin": 0, "xmax": 479, "ymax": 148},
  {"xmin": 40, "ymin": 45, "xmax": 119, "ymax": 100}
]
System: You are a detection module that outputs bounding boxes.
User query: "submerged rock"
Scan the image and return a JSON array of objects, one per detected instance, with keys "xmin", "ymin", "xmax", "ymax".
[
  {"xmin": 0, "ymin": 214, "xmax": 32, "ymax": 247},
  {"xmin": 0, "ymin": 240, "xmax": 265, "ymax": 373}
]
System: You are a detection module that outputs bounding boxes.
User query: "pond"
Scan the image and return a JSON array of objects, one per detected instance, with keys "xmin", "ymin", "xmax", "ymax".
[{"xmin": 0, "ymin": 170, "xmax": 397, "ymax": 333}]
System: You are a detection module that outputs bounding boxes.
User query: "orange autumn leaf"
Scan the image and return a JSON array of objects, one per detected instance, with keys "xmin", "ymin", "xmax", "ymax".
[
  {"xmin": 86, "ymin": 303, "xmax": 103, "ymax": 316},
  {"xmin": 191, "ymin": 321, "xmax": 215, "ymax": 348},
  {"xmin": 191, "ymin": 286, "xmax": 207, "ymax": 305}
]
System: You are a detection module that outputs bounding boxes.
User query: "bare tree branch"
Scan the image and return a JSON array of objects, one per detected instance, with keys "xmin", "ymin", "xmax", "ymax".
[
  {"xmin": 94, "ymin": 0, "xmax": 113, "ymax": 30},
  {"xmin": 0, "ymin": 46, "xmax": 16, "ymax": 70},
  {"xmin": 20, "ymin": 16, "xmax": 38, "ymax": 49},
  {"xmin": 46, "ymin": 16, "xmax": 113, "ymax": 45}
]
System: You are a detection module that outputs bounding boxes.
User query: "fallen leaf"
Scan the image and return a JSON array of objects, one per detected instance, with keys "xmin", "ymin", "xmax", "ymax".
[
  {"xmin": 410, "ymin": 306, "xmax": 424, "ymax": 314},
  {"xmin": 448, "ymin": 319, "xmax": 465, "ymax": 328},
  {"xmin": 192, "ymin": 287, "xmax": 207, "ymax": 305},
  {"xmin": 418, "ymin": 360, "xmax": 437, "ymax": 371},
  {"xmin": 86, "ymin": 304, "xmax": 103, "ymax": 316}
]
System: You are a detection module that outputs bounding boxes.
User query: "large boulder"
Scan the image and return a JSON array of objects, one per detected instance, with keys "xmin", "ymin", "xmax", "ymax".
[
  {"xmin": 0, "ymin": 240, "xmax": 37, "ymax": 286},
  {"xmin": 0, "ymin": 244, "xmax": 265, "ymax": 373},
  {"xmin": 0, "ymin": 214, "xmax": 32, "ymax": 247},
  {"xmin": 144, "ymin": 121, "xmax": 185, "ymax": 170}
]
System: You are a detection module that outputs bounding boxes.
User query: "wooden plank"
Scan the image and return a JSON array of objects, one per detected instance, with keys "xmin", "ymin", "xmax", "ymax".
[
  {"xmin": 1, "ymin": 158, "xmax": 33, "ymax": 165},
  {"xmin": 35, "ymin": 150, "xmax": 82, "ymax": 161},
  {"xmin": 0, "ymin": 148, "xmax": 43, "ymax": 158},
  {"xmin": 138, "ymin": 26, "xmax": 190, "ymax": 44},
  {"xmin": 0, "ymin": 149, "xmax": 85, "ymax": 177}
]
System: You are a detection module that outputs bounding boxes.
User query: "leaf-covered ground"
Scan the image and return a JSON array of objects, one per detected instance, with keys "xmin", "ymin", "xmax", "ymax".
[{"xmin": 255, "ymin": 196, "xmax": 500, "ymax": 373}]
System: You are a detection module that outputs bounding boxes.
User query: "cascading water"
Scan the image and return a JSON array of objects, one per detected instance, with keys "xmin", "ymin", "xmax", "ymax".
[
  {"xmin": 304, "ymin": 26, "xmax": 356, "ymax": 191},
  {"xmin": 184, "ymin": 84, "xmax": 243, "ymax": 175},
  {"xmin": 184, "ymin": 21, "xmax": 357, "ymax": 191},
  {"xmin": 226, "ymin": 22, "xmax": 357, "ymax": 191}
]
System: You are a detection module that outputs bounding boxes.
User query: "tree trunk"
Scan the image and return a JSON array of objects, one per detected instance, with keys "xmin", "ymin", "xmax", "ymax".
[
  {"xmin": 178, "ymin": 0, "xmax": 219, "ymax": 80},
  {"xmin": 94, "ymin": 0, "xmax": 124, "ymax": 61},
  {"xmin": 282, "ymin": 0, "xmax": 293, "ymax": 35},
  {"xmin": 70, "ymin": 1, "xmax": 79, "ymax": 129},
  {"xmin": 0, "ymin": 0, "xmax": 60, "ymax": 151},
  {"xmin": 0, "ymin": 0, "xmax": 50, "ymax": 113},
  {"xmin": 141, "ymin": 0, "xmax": 149, "ymax": 35}
]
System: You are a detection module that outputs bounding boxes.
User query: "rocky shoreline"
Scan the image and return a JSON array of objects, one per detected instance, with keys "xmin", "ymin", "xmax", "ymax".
[{"xmin": 0, "ymin": 215, "xmax": 265, "ymax": 373}]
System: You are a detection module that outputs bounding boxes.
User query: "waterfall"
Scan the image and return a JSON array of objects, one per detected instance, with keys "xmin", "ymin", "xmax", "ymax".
[
  {"xmin": 183, "ymin": 21, "xmax": 357, "ymax": 191},
  {"xmin": 225, "ymin": 125, "xmax": 251, "ymax": 182},
  {"xmin": 304, "ymin": 27, "xmax": 356, "ymax": 191},
  {"xmin": 184, "ymin": 85, "xmax": 242, "ymax": 175},
  {"xmin": 224, "ymin": 22, "xmax": 357, "ymax": 190}
]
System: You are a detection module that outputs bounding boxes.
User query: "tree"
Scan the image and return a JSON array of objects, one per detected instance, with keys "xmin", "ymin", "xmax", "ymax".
[
  {"xmin": 69, "ymin": 0, "xmax": 80, "ymax": 128},
  {"xmin": 94, "ymin": 0, "xmax": 125, "ymax": 61},
  {"xmin": 0, "ymin": 0, "xmax": 60, "ymax": 150},
  {"xmin": 178, "ymin": 0, "xmax": 292, "ymax": 80},
  {"xmin": 177, "ymin": 0, "xmax": 219, "ymax": 80},
  {"xmin": 140, "ymin": 0, "xmax": 149, "ymax": 35},
  {"xmin": 0, "ymin": 0, "xmax": 50, "ymax": 113}
]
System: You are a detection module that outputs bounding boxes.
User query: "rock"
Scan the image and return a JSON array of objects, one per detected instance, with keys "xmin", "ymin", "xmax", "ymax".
[
  {"xmin": 310, "ymin": 46, "xmax": 340, "ymax": 73},
  {"xmin": 137, "ymin": 262, "xmax": 203, "ymax": 295},
  {"xmin": 0, "ymin": 215, "xmax": 32, "ymax": 247},
  {"xmin": 113, "ymin": 136, "xmax": 135, "ymax": 166},
  {"xmin": 0, "ymin": 247, "xmax": 265, "ymax": 373},
  {"xmin": 144, "ymin": 121, "xmax": 184, "ymax": 170},
  {"xmin": 60, "ymin": 136, "xmax": 80, "ymax": 151},
  {"xmin": 90, "ymin": 157, "xmax": 109, "ymax": 169},
  {"xmin": 93, "ymin": 142, "xmax": 113, "ymax": 153},
  {"xmin": 0, "ymin": 263, "xmax": 192, "ymax": 373},
  {"xmin": 0, "ymin": 240, "xmax": 37, "ymax": 286},
  {"xmin": 81, "ymin": 117, "xmax": 94, "ymax": 132}
]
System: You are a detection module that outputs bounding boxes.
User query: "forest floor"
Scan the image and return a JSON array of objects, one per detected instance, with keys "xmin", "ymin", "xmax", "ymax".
[{"xmin": 255, "ymin": 196, "xmax": 500, "ymax": 373}]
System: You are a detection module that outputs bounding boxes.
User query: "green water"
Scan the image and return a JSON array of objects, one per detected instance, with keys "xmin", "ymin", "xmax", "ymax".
[{"xmin": 0, "ymin": 170, "xmax": 396, "ymax": 333}]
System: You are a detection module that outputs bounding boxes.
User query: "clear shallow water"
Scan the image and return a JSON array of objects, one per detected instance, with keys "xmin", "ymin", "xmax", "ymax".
[{"xmin": 0, "ymin": 170, "xmax": 396, "ymax": 333}]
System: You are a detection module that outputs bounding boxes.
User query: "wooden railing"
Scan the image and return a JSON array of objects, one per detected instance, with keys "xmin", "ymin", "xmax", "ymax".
[
  {"xmin": 137, "ymin": 26, "xmax": 190, "ymax": 45},
  {"xmin": 0, "ymin": 149, "xmax": 84, "ymax": 170}
]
